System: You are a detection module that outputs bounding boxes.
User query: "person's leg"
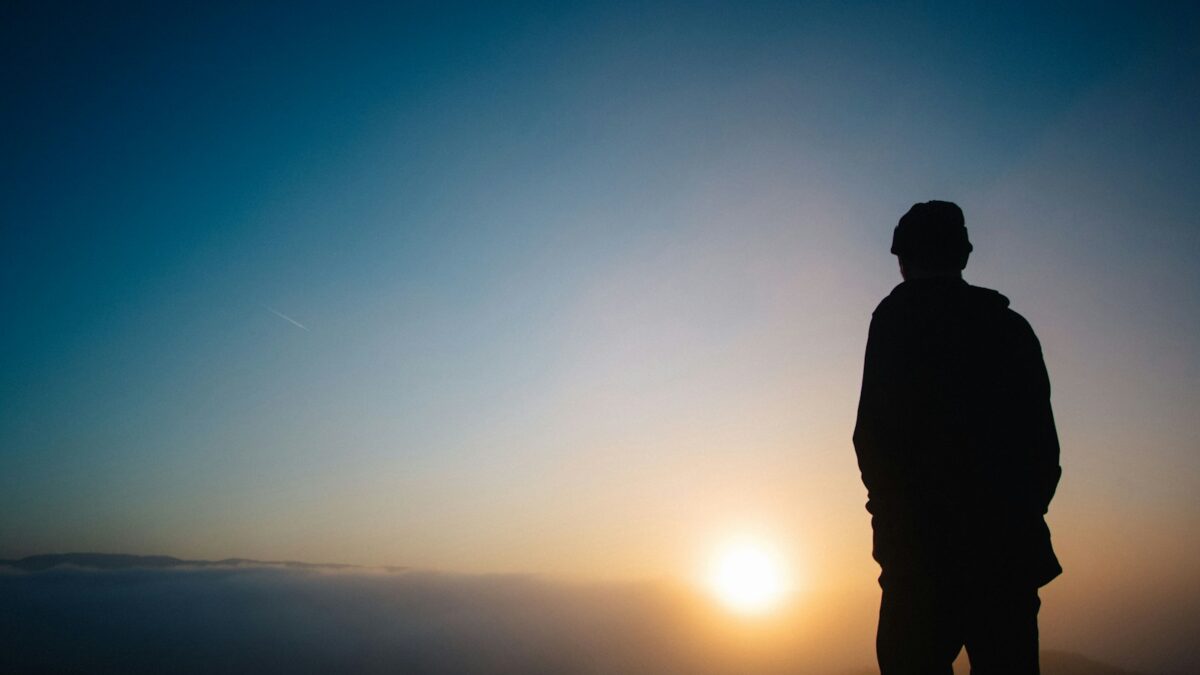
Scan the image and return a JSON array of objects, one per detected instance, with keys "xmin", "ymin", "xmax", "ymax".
[
  {"xmin": 963, "ymin": 584, "xmax": 1040, "ymax": 675},
  {"xmin": 877, "ymin": 577, "xmax": 962, "ymax": 675}
]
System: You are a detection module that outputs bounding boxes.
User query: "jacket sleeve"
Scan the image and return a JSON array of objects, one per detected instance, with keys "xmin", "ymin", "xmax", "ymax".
[
  {"xmin": 1020, "ymin": 322, "xmax": 1061, "ymax": 514},
  {"xmin": 853, "ymin": 312, "xmax": 908, "ymax": 515}
]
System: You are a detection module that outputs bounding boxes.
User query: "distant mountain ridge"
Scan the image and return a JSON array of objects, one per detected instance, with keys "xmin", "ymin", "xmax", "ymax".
[{"xmin": 0, "ymin": 552, "xmax": 407, "ymax": 573}]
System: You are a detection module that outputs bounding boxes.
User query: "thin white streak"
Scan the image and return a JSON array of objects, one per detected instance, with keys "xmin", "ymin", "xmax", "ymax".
[{"xmin": 266, "ymin": 306, "xmax": 311, "ymax": 332}]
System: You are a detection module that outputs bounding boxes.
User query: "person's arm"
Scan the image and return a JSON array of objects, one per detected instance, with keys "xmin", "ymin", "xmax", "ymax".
[
  {"xmin": 853, "ymin": 312, "xmax": 906, "ymax": 514},
  {"xmin": 1024, "ymin": 326, "xmax": 1061, "ymax": 514}
]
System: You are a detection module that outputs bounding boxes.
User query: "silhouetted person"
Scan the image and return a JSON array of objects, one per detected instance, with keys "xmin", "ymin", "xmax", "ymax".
[{"xmin": 853, "ymin": 201, "xmax": 1061, "ymax": 675}]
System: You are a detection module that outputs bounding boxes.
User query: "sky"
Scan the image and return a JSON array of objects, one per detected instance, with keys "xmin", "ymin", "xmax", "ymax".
[{"xmin": 2, "ymin": 1, "xmax": 1199, "ymax": 671}]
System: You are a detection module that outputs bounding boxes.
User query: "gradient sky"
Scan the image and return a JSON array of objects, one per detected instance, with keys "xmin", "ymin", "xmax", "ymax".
[{"xmin": 2, "ymin": 1, "xmax": 1199, "ymax": 667}]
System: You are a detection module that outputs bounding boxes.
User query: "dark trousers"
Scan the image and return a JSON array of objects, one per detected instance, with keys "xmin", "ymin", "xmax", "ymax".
[{"xmin": 877, "ymin": 576, "xmax": 1041, "ymax": 675}]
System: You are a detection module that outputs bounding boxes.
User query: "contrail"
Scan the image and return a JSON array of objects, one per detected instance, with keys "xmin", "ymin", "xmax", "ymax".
[{"xmin": 266, "ymin": 306, "xmax": 311, "ymax": 332}]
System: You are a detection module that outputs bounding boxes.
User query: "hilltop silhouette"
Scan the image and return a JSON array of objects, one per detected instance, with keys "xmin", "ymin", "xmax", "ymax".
[
  {"xmin": 1035, "ymin": 652, "xmax": 1149, "ymax": 675},
  {"xmin": 839, "ymin": 651, "xmax": 1148, "ymax": 675}
]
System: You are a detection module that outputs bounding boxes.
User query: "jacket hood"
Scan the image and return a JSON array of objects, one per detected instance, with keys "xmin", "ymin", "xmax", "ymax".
[{"xmin": 876, "ymin": 278, "xmax": 1011, "ymax": 315}]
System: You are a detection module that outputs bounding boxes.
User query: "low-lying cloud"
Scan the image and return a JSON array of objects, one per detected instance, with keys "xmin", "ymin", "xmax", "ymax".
[
  {"xmin": 0, "ymin": 564, "xmax": 809, "ymax": 675},
  {"xmin": 0, "ymin": 561, "xmax": 1175, "ymax": 675}
]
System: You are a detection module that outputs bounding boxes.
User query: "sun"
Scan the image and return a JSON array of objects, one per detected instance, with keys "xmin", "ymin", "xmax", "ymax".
[{"xmin": 707, "ymin": 538, "xmax": 788, "ymax": 615}]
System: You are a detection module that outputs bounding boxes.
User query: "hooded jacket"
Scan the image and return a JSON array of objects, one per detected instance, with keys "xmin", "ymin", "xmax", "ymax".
[{"xmin": 853, "ymin": 278, "xmax": 1061, "ymax": 586}]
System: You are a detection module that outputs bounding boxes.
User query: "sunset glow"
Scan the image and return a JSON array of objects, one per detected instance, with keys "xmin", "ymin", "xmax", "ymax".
[{"xmin": 708, "ymin": 539, "xmax": 789, "ymax": 615}]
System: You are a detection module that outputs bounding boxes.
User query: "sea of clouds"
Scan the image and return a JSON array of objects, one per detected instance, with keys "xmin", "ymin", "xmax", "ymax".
[
  {"xmin": 0, "ymin": 562, "xmax": 1179, "ymax": 675},
  {"xmin": 0, "ymin": 563, "xmax": 840, "ymax": 674}
]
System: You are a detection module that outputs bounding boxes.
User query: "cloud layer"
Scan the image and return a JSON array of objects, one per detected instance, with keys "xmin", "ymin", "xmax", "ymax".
[
  {"xmin": 0, "ymin": 564, "xmax": 802, "ymax": 675},
  {"xmin": 0, "ymin": 563, "xmax": 1174, "ymax": 675}
]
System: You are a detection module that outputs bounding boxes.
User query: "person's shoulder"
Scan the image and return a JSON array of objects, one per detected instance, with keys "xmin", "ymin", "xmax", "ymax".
[
  {"xmin": 968, "ymin": 284, "xmax": 1040, "ymax": 340},
  {"xmin": 870, "ymin": 297, "xmax": 892, "ymax": 318},
  {"xmin": 870, "ymin": 283, "xmax": 907, "ymax": 317},
  {"xmin": 868, "ymin": 295, "xmax": 902, "ymax": 341}
]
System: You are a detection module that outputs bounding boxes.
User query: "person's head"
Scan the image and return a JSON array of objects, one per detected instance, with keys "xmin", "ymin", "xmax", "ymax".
[{"xmin": 891, "ymin": 200, "xmax": 972, "ymax": 280}]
